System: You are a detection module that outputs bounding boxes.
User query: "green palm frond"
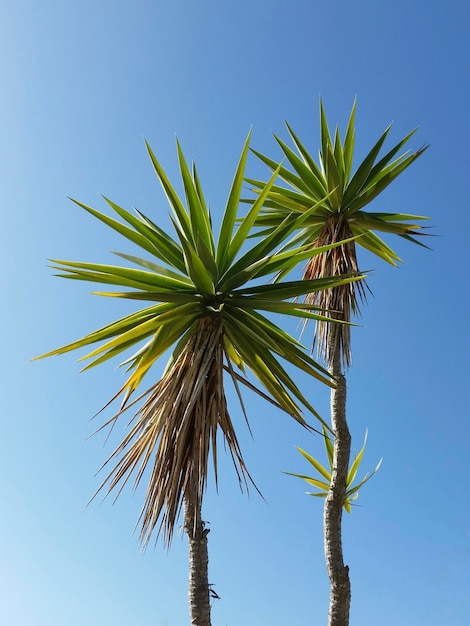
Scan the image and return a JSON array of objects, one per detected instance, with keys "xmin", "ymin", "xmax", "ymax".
[
  {"xmin": 36, "ymin": 133, "xmax": 364, "ymax": 547},
  {"xmin": 247, "ymin": 100, "xmax": 430, "ymax": 367},
  {"xmin": 286, "ymin": 427, "xmax": 382, "ymax": 513}
]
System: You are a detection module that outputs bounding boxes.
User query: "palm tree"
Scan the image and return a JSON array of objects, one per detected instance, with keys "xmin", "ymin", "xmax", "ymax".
[
  {"xmin": 36, "ymin": 133, "xmax": 360, "ymax": 626},
  {"xmin": 246, "ymin": 102, "xmax": 429, "ymax": 626}
]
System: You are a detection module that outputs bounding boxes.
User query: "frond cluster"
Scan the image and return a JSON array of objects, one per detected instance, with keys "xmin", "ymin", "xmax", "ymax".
[
  {"xmin": 37, "ymin": 133, "xmax": 360, "ymax": 545},
  {"xmin": 287, "ymin": 427, "xmax": 382, "ymax": 513},
  {"xmin": 248, "ymin": 100, "xmax": 429, "ymax": 367}
]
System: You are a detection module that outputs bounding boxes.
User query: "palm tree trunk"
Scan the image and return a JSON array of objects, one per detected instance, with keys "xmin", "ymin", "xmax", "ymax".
[
  {"xmin": 324, "ymin": 338, "xmax": 351, "ymax": 626},
  {"xmin": 183, "ymin": 480, "xmax": 212, "ymax": 626}
]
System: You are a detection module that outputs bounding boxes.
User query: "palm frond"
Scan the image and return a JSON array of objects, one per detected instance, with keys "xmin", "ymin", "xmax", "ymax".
[
  {"xmin": 248, "ymin": 101, "xmax": 430, "ymax": 367},
  {"xmin": 286, "ymin": 427, "xmax": 382, "ymax": 512},
  {"xmin": 36, "ymin": 133, "xmax": 363, "ymax": 546}
]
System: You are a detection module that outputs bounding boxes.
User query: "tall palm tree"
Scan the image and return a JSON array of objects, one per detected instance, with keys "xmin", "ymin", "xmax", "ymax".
[
  {"xmin": 36, "ymin": 133, "xmax": 360, "ymax": 626},
  {"xmin": 246, "ymin": 102, "xmax": 429, "ymax": 626}
]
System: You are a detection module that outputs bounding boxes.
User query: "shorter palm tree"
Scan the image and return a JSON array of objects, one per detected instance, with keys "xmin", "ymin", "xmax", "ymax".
[{"xmin": 36, "ymin": 133, "xmax": 360, "ymax": 626}]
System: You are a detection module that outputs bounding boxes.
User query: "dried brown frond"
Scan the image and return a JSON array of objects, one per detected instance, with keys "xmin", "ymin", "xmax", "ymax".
[
  {"xmin": 94, "ymin": 318, "xmax": 253, "ymax": 548},
  {"xmin": 304, "ymin": 216, "xmax": 368, "ymax": 369}
]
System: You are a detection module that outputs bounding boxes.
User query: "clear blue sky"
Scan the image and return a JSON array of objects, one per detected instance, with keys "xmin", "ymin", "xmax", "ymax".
[{"xmin": 1, "ymin": 1, "xmax": 469, "ymax": 624}]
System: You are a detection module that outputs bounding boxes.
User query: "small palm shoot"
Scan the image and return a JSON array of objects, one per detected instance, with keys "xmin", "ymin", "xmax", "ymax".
[{"xmin": 286, "ymin": 428, "xmax": 382, "ymax": 513}]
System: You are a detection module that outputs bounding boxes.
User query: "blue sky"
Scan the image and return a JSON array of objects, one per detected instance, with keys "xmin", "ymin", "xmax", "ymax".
[{"xmin": 1, "ymin": 1, "xmax": 469, "ymax": 624}]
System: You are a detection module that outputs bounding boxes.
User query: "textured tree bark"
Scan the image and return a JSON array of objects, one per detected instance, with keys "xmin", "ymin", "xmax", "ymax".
[
  {"xmin": 184, "ymin": 482, "xmax": 212, "ymax": 626},
  {"xmin": 324, "ymin": 339, "xmax": 351, "ymax": 626}
]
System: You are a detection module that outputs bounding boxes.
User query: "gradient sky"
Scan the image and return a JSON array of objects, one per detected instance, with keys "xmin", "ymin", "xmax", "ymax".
[{"xmin": 1, "ymin": 1, "xmax": 469, "ymax": 625}]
